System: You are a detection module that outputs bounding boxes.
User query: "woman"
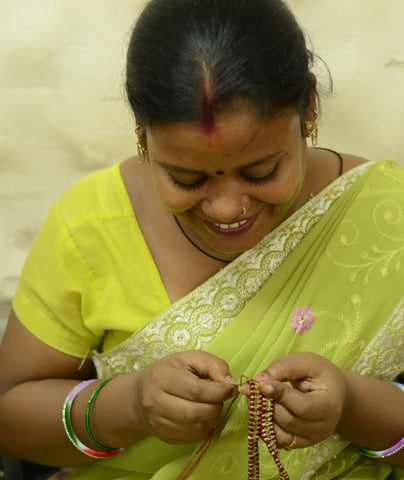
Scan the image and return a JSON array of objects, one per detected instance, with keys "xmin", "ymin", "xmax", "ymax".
[{"xmin": 0, "ymin": 0, "xmax": 403, "ymax": 478}]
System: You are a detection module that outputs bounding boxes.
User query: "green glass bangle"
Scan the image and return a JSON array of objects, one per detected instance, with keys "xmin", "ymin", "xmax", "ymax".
[
  {"xmin": 63, "ymin": 380, "xmax": 124, "ymax": 458},
  {"xmin": 85, "ymin": 379, "xmax": 114, "ymax": 451}
]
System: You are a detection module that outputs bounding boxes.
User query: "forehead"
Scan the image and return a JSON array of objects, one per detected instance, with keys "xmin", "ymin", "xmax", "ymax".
[{"xmin": 147, "ymin": 104, "xmax": 300, "ymax": 168}]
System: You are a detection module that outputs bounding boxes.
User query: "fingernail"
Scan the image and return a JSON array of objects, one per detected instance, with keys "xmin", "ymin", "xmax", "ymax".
[
  {"xmin": 238, "ymin": 385, "xmax": 250, "ymax": 396},
  {"xmin": 255, "ymin": 372, "xmax": 268, "ymax": 381},
  {"xmin": 225, "ymin": 375, "xmax": 237, "ymax": 385},
  {"xmin": 260, "ymin": 384, "xmax": 274, "ymax": 395}
]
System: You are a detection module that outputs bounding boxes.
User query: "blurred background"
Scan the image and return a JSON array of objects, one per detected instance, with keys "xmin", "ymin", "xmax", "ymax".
[{"xmin": 1, "ymin": 0, "xmax": 403, "ymax": 338}]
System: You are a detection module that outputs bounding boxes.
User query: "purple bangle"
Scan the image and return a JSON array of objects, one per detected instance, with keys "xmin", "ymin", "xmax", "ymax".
[
  {"xmin": 355, "ymin": 439, "xmax": 404, "ymax": 459},
  {"xmin": 62, "ymin": 380, "xmax": 125, "ymax": 459},
  {"xmin": 354, "ymin": 382, "xmax": 404, "ymax": 458}
]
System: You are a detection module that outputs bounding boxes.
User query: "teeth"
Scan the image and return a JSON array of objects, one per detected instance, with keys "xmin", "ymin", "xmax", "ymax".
[{"xmin": 214, "ymin": 220, "xmax": 248, "ymax": 229}]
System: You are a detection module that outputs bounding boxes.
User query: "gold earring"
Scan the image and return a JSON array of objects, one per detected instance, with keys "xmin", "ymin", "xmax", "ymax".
[
  {"xmin": 135, "ymin": 124, "xmax": 148, "ymax": 161},
  {"xmin": 304, "ymin": 109, "xmax": 319, "ymax": 147}
]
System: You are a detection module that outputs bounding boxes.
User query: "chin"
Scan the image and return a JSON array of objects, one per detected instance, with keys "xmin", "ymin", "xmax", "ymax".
[{"xmin": 205, "ymin": 235, "xmax": 263, "ymax": 256}]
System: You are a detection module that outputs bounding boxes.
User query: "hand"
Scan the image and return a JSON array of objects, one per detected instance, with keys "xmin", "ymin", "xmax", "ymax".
[
  {"xmin": 240, "ymin": 352, "xmax": 348, "ymax": 449},
  {"xmin": 132, "ymin": 351, "xmax": 237, "ymax": 444}
]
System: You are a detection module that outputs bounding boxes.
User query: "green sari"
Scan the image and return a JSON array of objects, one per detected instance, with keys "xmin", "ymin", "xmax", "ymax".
[{"xmin": 58, "ymin": 160, "xmax": 404, "ymax": 480}]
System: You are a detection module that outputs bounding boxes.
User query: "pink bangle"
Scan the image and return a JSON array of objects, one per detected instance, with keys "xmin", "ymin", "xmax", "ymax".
[{"xmin": 62, "ymin": 380, "xmax": 125, "ymax": 459}]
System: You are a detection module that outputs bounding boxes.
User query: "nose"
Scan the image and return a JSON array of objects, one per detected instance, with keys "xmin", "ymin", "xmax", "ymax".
[{"xmin": 201, "ymin": 179, "xmax": 249, "ymax": 223}]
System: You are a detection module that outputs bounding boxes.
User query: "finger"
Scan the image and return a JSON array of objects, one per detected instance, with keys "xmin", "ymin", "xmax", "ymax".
[
  {"xmin": 147, "ymin": 405, "xmax": 219, "ymax": 444},
  {"xmin": 145, "ymin": 354, "xmax": 235, "ymax": 404},
  {"xmin": 238, "ymin": 384, "xmax": 250, "ymax": 396},
  {"xmin": 161, "ymin": 368, "xmax": 236, "ymax": 405},
  {"xmin": 184, "ymin": 351, "xmax": 234, "ymax": 384},
  {"xmin": 258, "ymin": 352, "xmax": 327, "ymax": 384},
  {"xmin": 272, "ymin": 422, "xmax": 312, "ymax": 450},
  {"xmin": 272, "ymin": 401, "xmax": 334, "ymax": 443},
  {"xmin": 154, "ymin": 390, "xmax": 224, "ymax": 425},
  {"xmin": 259, "ymin": 380, "xmax": 331, "ymax": 421},
  {"xmin": 144, "ymin": 390, "xmax": 224, "ymax": 444},
  {"xmin": 166, "ymin": 352, "xmax": 237, "ymax": 402}
]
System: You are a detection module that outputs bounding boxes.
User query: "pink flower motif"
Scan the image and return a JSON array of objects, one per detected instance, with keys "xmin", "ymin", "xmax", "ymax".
[{"xmin": 290, "ymin": 306, "xmax": 316, "ymax": 335}]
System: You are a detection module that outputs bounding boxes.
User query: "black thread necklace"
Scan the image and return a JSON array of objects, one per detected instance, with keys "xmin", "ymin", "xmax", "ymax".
[{"xmin": 173, "ymin": 215, "xmax": 232, "ymax": 264}]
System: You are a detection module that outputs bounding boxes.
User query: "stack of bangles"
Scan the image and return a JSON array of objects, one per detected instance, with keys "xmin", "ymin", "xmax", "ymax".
[
  {"xmin": 353, "ymin": 382, "xmax": 404, "ymax": 458},
  {"xmin": 62, "ymin": 379, "xmax": 404, "ymax": 460},
  {"xmin": 62, "ymin": 379, "xmax": 126, "ymax": 458}
]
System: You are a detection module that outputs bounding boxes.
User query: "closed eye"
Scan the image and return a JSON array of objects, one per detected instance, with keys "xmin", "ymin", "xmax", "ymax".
[
  {"xmin": 170, "ymin": 175, "xmax": 207, "ymax": 191},
  {"xmin": 240, "ymin": 164, "xmax": 279, "ymax": 185}
]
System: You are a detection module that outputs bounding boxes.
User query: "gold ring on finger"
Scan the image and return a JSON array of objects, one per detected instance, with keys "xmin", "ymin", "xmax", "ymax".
[{"xmin": 284, "ymin": 434, "xmax": 297, "ymax": 451}]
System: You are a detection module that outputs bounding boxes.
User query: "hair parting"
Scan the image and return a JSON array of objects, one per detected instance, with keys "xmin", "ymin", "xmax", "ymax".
[{"xmin": 199, "ymin": 72, "xmax": 216, "ymax": 132}]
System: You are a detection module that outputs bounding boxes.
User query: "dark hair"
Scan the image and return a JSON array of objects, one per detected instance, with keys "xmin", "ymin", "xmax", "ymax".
[{"xmin": 126, "ymin": 0, "xmax": 316, "ymax": 128}]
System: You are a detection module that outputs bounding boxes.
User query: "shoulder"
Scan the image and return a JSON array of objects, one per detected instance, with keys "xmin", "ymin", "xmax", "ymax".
[
  {"xmin": 340, "ymin": 153, "xmax": 369, "ymax": 174},
  {"xmin": 57, "ymin": 162, "xmax": 133, "ymax": 227}
]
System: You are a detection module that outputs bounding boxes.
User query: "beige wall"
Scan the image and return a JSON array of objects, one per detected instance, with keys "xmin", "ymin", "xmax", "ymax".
[{"xmin": 1, "ymin": 1, "xmax": 403, "ymax": 336}]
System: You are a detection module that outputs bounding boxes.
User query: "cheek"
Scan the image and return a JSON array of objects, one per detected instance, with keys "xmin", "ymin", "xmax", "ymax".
[
  {"xmin": 260, "ymin": 164, "xmax": 303, "ymax": 205},
  {"xmin": 152, "ymin": 171, "xmax": 200, "ymax": 212}
]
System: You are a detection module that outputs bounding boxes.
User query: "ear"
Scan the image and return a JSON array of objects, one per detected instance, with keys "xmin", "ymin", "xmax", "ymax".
[
  {"xmin": 304, "ymin": 74, "xmax": 318, "ymax": 122},
  {"xmin": 135, "ymin": 118, "xmax": 146, "ymax": 137}
]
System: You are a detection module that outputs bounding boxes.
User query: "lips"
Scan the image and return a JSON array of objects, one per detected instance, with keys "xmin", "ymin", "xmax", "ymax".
[{"xmin": 204, "ymin": 214, "xmax": 258, "ymax": 237}]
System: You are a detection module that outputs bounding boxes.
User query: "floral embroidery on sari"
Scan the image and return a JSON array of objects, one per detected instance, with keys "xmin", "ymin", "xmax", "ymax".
[
  {"xmin": 326, "ymin": 163, "xmax": 404, "ymax": 285},
  {"xmin": 290, "ymin": 306, "xmax": 316, "ymax": 335}
]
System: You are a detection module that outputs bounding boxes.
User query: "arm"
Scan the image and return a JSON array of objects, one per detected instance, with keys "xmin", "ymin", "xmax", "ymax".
[
  {"xmin": 243, "ymin": 352, "xmax": 404, "ymax": 468},
  {"xmin": 0, "ymin": 310, "xmax": 97, "ymax": 466},
  {"xmin": 0, "ymin": 310, "xmax": 236, "ymax": 466},
  {"xmin": 337, "ymin": 370, "xmax": 404, "ymax": 467}
]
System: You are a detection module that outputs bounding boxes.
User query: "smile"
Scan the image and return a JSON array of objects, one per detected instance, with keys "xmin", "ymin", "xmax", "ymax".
[
  {"xmin": 213, "ymin": 220, "xmax": 248, "ymax": 230},
  {"xmin": 205, "ymin": 214, "xmax": 258, "ymax": 237}
]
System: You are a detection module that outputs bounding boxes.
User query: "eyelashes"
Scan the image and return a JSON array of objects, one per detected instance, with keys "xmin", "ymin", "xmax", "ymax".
[
  {"xmin": 171, "ymin": 178, "xmax": 205, "ymax": 192},
  {"xmin": 169, "ymin": 175, "xmax": 207, "ymax": 191},
  {"xmin": 240, "ymin": 166, "xmax": 279, "ymax": 185},
  {"xmin": 170, "ymin": 166, "xmax": 279, "ymax": 192}
]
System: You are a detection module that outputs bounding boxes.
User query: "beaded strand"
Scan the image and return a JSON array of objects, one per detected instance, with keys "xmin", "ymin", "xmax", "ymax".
[
  {"xmin": 176, "ymin": 376, "xmax": 290, "ymax": 479},
  {"xmin": 247, "ymin": 378, "xmax": 260, "ymax": 479},
  {"xmin": 245, "ymin": 377, "xmax": 290, "ymax": 480}
]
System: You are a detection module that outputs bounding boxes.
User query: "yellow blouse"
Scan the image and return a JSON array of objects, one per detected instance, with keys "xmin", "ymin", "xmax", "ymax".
[{"xmin": 13, "ymin": 163, "xmax": 171, "ymax": 358}]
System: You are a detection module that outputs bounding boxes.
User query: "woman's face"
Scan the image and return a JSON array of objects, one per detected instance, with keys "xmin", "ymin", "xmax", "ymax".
[{"xmin": 146, "ymin": 101, "xmax": 309, "ymax": 257}]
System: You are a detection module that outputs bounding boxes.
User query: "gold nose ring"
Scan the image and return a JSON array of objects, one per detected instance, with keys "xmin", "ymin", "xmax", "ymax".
[{"xmin": 241, "ymin": 206, "xmax": 247, "ymax": 216}]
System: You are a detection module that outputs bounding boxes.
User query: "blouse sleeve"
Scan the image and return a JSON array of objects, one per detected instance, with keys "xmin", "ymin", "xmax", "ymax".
[{"xmin": 13, "ymin": 201, "xmax": 104, "ymax": 358}]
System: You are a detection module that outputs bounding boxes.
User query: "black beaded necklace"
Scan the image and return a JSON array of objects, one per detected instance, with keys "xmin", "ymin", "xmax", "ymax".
[{"xmin": 173, "ymin": 215, "xmax": 232, "ymax": 264}]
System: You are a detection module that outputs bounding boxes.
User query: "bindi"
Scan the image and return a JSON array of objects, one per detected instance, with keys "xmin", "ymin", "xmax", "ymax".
[{"xmin": 215, "ymin": 170, "xmax": 225, "ymax": 175}]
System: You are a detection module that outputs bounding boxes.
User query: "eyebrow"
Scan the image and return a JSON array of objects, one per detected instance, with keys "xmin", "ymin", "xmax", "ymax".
[{"xmin": 157, "ymin": 150, "xmax": 283, "ymax": 175}]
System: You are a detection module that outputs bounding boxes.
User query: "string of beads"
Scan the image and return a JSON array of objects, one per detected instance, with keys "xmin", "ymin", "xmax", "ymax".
[
  {"xmin": 177, "ymin": 376, "xmax": 290, "ymax": 479},
  {"xmin": 245, "ymin": 376, "xmax": 289, "ymax": 480}
]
